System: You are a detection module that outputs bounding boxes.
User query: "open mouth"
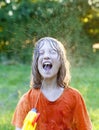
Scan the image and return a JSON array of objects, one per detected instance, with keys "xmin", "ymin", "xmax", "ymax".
[{"xmin": 43, "ymin": 62, "xmax": 52, "ymax": 71}]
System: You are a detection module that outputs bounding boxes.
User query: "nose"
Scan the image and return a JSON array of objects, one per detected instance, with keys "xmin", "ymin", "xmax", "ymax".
[{"xmin": 43, "ymin": 51, "xmax": 50, "ymax": 60}]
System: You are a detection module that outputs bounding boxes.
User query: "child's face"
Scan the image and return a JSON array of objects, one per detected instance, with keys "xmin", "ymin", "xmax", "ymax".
[{"xmin": 37, "ymin": 41, "xmax": 61, "ymax": 79}]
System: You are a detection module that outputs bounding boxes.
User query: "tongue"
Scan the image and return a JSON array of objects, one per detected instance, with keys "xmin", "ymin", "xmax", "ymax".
[{"xmin": 44, "ymin": 65, "xmax": 51, "ymax": 71}]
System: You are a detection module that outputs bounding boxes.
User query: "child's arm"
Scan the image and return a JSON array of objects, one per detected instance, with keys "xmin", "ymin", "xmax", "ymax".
[
  {"xmin": 73, "ymin": 92, "xmax": 92, "ymax": 130},
  {"xmin": 15, "ymin": 127, "xmax": 22, "ymax": 130}
]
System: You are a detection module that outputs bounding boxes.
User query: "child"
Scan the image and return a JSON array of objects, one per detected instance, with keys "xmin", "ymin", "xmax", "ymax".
[{"xmin": 12, "ymin": 37, "xmax": 92, "ymax": 130}]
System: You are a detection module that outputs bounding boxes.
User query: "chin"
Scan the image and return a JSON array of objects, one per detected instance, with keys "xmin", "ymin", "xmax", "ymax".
[
  {"xmin": 42, "ymin": 75, "xmax": 52, "ymax": 79},
  {"xmin": 42, "ymin": 74, "xmax": 57, "ymax": 80},
  {"xmin": 39, "ymin": 69, "xmax": 58, "ymax": 79}
]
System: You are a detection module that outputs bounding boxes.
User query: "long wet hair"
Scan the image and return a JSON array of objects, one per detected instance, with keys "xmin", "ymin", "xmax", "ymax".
[{"xmin": 30, "ymin": 37, "xmax": 71, "ymax": 88}]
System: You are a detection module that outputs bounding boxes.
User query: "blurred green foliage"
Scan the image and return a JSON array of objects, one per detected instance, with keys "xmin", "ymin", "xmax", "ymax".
[
  {"xmin": 0, "ymin": 0, "xmax": 99, "ymax": 63},
  {"xmin": 0, "ymin": 63, "xmax": 99, "ymax": 130}
]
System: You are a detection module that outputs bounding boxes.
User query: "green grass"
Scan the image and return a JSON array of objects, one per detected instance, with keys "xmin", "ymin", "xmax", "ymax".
[
  {"xmin": 71, "ymin": 64, "xmax": 99, "ymax": 130},
  {"xmin": 0, "ymin": 63, "xmax": 99, "ymax": 130}
]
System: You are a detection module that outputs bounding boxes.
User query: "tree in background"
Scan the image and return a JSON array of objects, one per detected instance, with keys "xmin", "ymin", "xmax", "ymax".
[{"xmin": 0, "ymin": 0, "xmax": 99, "ymax": 63}]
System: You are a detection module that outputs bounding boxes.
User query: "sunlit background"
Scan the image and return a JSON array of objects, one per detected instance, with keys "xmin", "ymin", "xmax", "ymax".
[{"xmin": 0, "ymin": 0, "xmax": 99, "ymax": 130}]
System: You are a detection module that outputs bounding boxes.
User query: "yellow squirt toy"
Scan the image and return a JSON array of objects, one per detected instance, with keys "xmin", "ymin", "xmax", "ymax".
[{"xmin": 22, "ymin": 108, "xmax": 40, "ymax": 130}]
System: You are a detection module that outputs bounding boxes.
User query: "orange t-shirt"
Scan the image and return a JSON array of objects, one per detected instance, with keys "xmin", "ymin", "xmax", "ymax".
[{"xmin": 12, "ymin": 87, "xmax": 92, "ymax": 130}]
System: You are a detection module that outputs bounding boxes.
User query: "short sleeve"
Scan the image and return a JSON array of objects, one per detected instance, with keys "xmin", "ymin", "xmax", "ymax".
[
  {"xmin": 11, "ymin": 94, "xmax": 31, "ymax": 128},
  {"xmin": 73, "ymin": 92, "xmax": 92, "ymax": 130}
]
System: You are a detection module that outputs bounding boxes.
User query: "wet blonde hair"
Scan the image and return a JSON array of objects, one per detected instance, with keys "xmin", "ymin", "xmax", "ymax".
[{"xmin": 30, "ymin": 37, "xmax": 71, "ymax": 88}]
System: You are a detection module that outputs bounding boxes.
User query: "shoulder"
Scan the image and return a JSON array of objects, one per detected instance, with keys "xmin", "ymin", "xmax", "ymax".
[
  {"xmin": 17, "ymin": 88, "xmax": 40, "ymax": 107},
  {"xmin": 20, "ymin": 87, "xmax": 40, "ymax": 99},
  {"xmin": 64, "ymin": 87, "xmax": 84, "ymax": 102},
  {"xmin": 65, "ymin": 87, "xmax": 82, "ymax": 96},
  {"xmin": 63, "ymin": 87, "xmax": 87, "ymax": 110}
]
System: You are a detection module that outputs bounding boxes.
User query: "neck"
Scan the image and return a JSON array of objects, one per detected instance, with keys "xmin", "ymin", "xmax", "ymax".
[
  {"xmin": 41, "ymin": 76, "xmax": 58, "ymax": 90},
  {"xmin": 41, "ymin": 77, "xmax": 64, "ymax": 102}
]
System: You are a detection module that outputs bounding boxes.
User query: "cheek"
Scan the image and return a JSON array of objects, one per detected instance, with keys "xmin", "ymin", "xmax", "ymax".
[
  {"xmin": 37, "ymin": 58, "xmax": 42, "ymax": 69},
  {"xmin": 55, "ymin": 56, "xmax": 61, "ymax": 64},
  {"xmin": 53, "ymin": 59, "xmax": 61, "ymax": 69},
  {"xmin": 38, "ymin": 57, "xmax": 42, "ymax": 64},
  {"xmin": 53, "ymin": 54, "xmax": 60, "ymax": 60}
]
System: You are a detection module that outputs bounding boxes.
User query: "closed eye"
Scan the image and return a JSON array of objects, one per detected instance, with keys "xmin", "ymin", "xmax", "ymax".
[
  {"xmin": 50, "ymin": 49, "xmax": 57, "ymax": 54},
  {"xmin": 38, "ymin": 50, "xmax": 44, "ymax": 55}
]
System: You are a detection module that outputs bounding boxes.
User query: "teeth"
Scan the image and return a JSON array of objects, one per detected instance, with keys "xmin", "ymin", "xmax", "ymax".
[
  {"xmin": 42, "ymin": 61, "xmax": 52, "ymax": 70},
  {"xmin": 43, "ymin": 61, "xmax": 52, "ymax": 65},
  {"xmin": 44, "ymin": 63, "xmax": 51, "ymax": 65}
]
